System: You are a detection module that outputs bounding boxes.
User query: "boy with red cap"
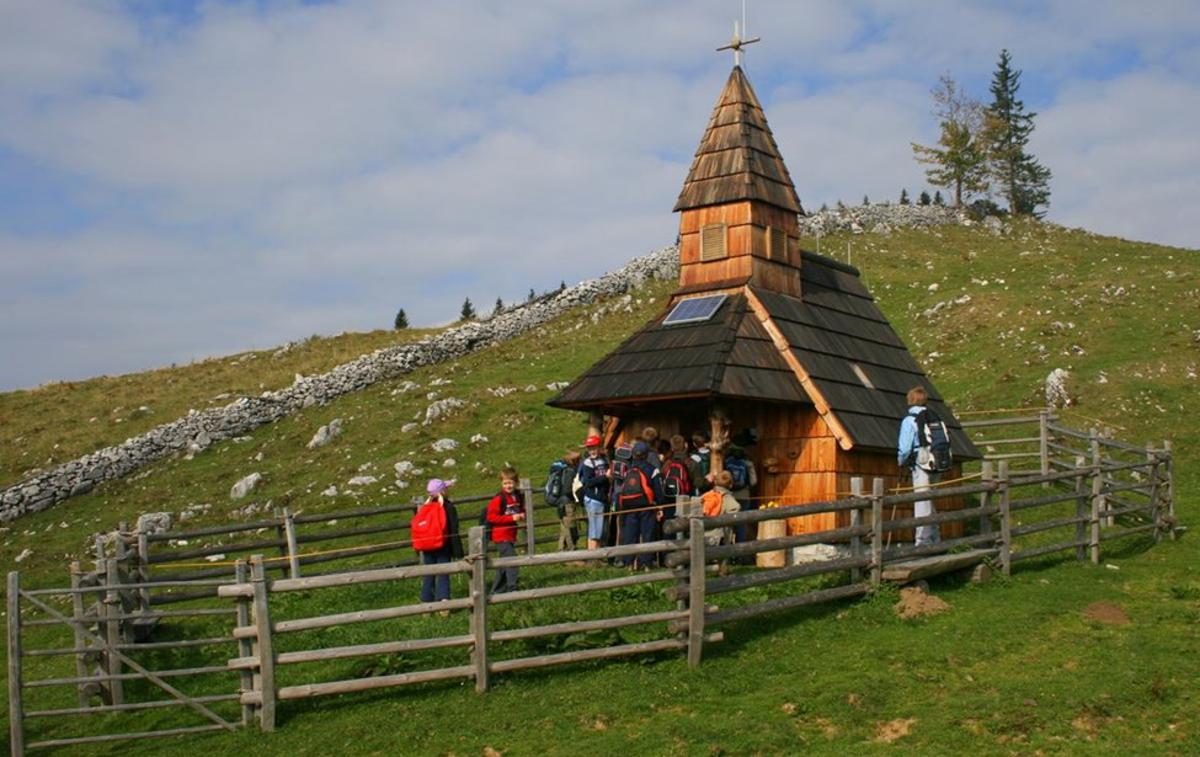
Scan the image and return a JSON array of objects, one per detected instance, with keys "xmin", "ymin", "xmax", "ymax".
[{"xmin": 577, "ymin": 435, "xmax": 610, "ymax": 550}]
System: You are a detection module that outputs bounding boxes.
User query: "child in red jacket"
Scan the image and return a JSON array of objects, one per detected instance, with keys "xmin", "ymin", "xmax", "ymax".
[{"xmin": 486, "ymin": 467, "xmax": 525, "ymax": 593}]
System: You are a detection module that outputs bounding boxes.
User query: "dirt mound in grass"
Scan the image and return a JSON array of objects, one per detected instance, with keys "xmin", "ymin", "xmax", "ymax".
[
  {"xmin": 1083, "ymin": 601, "xmax": 1130, "ymax": 625},
  {"xmin": 894, "ymin": 586, "xmax": 951, "ymax": 619}
]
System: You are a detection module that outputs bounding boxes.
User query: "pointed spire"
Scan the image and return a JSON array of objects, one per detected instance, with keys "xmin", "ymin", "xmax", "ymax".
[{"xmin": 674, "ymin": 66, "xmax": 802, "ymax": 214}]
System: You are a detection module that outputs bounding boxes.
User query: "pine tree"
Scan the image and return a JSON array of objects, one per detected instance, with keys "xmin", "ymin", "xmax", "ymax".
[
  {"xmin": 819, "ymin": 202, "xmax": 829, "ymax": 212},
  {"xmin": 918, "ymin": 190, "xmax": 931, "ymax": 206},
  {"xmin": 492, "ymin": 297, "xmax": 504, "ymax": 317},
  {"xmin": 911, "ymin": 76, "xmax": 989, "ymax": 208},
  {"xmin": 460, "ymin": 298, "xmax": 476, "ymax": 321},
  {"xmin": 899, "ymin": 188, "xmax": 910, "ymax": 205},
  {"xmin": 393, "ymin": 308, "xmax": 408, "ymax": 330},
  {"xmin": 559, "ymin": 281, "xmax": 566, "ymax": 292},
  {"xmin": 933, "ymin": 190, "xmax": 945, "ymax": 205},
  {"xmin": 835, "ymin": 200, "xmax": 846, "ymax": 211},
  {"xmin": 862, "ymin": 195, "xmax": 870, "ymax": 206},
  {"xmin": 984, "ymin": 49, "xmax": 1051, "ymax": 216}
]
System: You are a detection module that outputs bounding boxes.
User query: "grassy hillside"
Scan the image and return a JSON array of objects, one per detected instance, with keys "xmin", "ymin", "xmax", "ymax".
[
  {"xmin": 0, "ymin": 327, "xmax": 438, "ymax": 488},
  {"xmin": 2, "ymin": 219, "xmax": 1198, "ymax": 754}
]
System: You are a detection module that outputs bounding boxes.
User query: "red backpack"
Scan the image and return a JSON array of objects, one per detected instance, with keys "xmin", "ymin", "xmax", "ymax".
[
  {"xmin": 662, "ymin": 458, "xmax": 692, "ymax": 498},
  {"xmin": 411, "ymin": 500, "xmax": 447, "ymax": 552},
  {"xmin": 617, "ymin": 467, "xmax": 655, "ymax": 510}
]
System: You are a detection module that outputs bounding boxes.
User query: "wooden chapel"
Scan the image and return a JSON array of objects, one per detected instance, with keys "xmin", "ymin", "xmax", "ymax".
[{"xmin": 548, "ymin": 60, "xmax": 978, "ymax": 534}]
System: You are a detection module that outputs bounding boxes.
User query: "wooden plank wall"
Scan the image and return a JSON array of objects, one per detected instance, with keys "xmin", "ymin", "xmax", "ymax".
[{"xmin": 678, "ymin": 202, "xmax": 801, "ymax": 296}]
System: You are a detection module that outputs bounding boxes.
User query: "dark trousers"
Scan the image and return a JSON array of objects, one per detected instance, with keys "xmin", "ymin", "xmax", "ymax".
[
  {"xmin": 620, "ymin": 510, "xmax": 658, "ymax": 567},
  {"xmin": 420, "ymin": 550, "xmax": 452, "ymax": 602},
  {"xmin": 491, "ymin": 540, "xmax": 518, "ymax": 593}
]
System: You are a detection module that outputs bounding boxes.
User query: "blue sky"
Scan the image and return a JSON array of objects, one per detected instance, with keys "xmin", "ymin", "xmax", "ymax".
[{"xmin": 1, "ymin": 0, "xmax": 1198, "ymax": 390}]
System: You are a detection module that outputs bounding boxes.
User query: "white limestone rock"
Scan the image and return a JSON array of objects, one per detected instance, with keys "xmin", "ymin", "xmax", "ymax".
[
  {"xmin": 230, "ymin": 473, "xmax": 263, "ymax": 499},
  {"xmin": 306, "ymin": 418, "xmax": 344, "ymax": 449}
]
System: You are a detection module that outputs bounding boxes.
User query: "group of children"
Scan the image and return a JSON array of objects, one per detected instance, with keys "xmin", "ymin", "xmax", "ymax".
[{"xmin": 410, "ymin": 427, "xmax": 760, "ymax": 602}]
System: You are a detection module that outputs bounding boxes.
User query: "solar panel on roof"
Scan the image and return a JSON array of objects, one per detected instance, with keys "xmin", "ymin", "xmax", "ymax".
[{"xmin": 662, "ymin": 294, "xmax": 727, "ymax": 326}]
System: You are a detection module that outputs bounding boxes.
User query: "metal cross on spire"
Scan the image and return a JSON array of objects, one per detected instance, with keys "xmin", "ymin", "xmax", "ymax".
[{"xmin": 716, "ymin": 19, "xmax": 760, "ymax": 67}]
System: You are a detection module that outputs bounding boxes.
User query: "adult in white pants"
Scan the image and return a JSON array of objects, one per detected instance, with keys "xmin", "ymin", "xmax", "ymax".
[{"xmin": 897, "ymin": 386, "xmax": 941, "ymax": 547}]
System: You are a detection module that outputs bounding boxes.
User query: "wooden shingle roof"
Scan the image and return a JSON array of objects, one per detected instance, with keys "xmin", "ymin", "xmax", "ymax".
[
  {"xmin": 674, "ymin": 66, "xmax": 803, "ymax": 214},
  {"xmin": 548, "ymin": 252, "xmax": 979, "ymax": 458}
]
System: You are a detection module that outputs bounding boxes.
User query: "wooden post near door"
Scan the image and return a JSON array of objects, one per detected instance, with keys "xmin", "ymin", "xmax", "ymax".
[
  {"xmin": 709, "ymin": 406, "xmax": 729, "ymax": 475},
  {"xmin": 587, "ymin": 411, "xmax": 604, "ymax": 440},
  {"xmin": 849, "ymin": 477, "xmax": 864, "ymax": 585}
]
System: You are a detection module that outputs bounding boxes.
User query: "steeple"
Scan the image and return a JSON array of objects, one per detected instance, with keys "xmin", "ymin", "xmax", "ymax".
[{"xmin": 674, "ymin": 65, "xmax": 805, "ymax": 298}]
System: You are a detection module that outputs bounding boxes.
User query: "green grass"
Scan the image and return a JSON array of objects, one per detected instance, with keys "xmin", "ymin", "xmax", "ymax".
[{"xmin": 3, "ymin": 220, "xmax": 1200, "ymax": 754}]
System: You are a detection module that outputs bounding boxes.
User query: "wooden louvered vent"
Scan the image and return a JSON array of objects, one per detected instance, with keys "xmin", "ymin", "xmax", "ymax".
[
  {"xmin": 700, "ymin": 223, "xmax": 727, "ymax": 261},
  {"xmin": 769, "ymin": 226, "xmax": 787, "ymax": 261}
]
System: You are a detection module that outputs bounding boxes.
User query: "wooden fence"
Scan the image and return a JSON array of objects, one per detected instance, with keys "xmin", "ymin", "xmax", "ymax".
[{"xmin": 6, "ymin": 414, "xmax": 1177, "ymax": 753}]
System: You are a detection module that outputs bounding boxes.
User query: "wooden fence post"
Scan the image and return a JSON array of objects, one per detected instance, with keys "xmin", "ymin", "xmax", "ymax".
[
  {"xmin": 687, "ymin": 516, "xmax": 706, "ymax": 669},
  {"xmin": 849, "ymin": 477, "xmax": 863, "ymax": 585},
  {"xmin": 1146, "ymin": 442, "xmax": 1162, "ymax": 543},
  {"xmin": 282, "ymin": 508, "xmax": 301, "ymax": 578},
  {"xmin": 870, "ymin": 478, "xmax": 884, "ymax": 587},
  {"xmin": 69, "ymin": 562, "xmax": 90, "ymax": 708},
  {"xmin": 997, "ymin": 461, "xmax": 1012, "ymax": 576},
  {"xmin": 979, "ymin": 461, "xmax": 994, "ymax": 538},
  {"xmin": 234, "ymin": 560, "xmax": 254, "ymax": 727},
  {"xmin": 1074, "ymin": 456, "xmax": 1088, "ymax": 562},
  {"xmin": 520, "ymin": 478, "xmax": 536, "ymax": 555},
  {"xmin": 249, "ymin": 555, "xmax": 276, "ymax": 731},
  {"xmin": 468, "ymin": 526, "xmax": 489, "ymax": 692},
  {"xmin": 136, "ymin": 532, "xmax": 151, "ymax": 617},
  {"xmin": 1090, "ymin": 429, "xmax": 1112, "ymax": 529},
  {"xmin": 1163, "ymin": 440, "xmax": 1175, "ymax": 539},
  {"xmin": 273, "ymin": 508, "xmax": 289, "ymax": 575},
  {"xmin": 103, "ymin": 558, "xmax": 124, "ymax": 705},
  {"xmin": 1038, "ymin": 409, "xmax": 1050, "ymax": 482},
  {"xmin": 8, "ymin": 571, "xmax": 25, "ymax": 757},
  {"xmin": 1089, "ymin": 441, "xmax": 1103, "ymax": 565}
]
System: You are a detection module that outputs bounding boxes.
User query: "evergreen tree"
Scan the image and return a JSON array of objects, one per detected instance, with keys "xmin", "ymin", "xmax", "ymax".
[
  {"xmin": 911, "ymin": 76, "xmax": 989, "ymax": 207},
  {"xmin": 899, "ymin": 188, "xmax": 910, "ymax": 205},
  {"xmin": 836, "ymin": 199, "xmax": 846, "ymax": 211},
  {"xmin": 393, "ymin": 308, "xmax": 408, "ymax": 330},
  {"xmin": 460, "ymin": 297, "xmax": 476, "ymax": 321},
  {"xmin": 819, "ymin": 202, "xmax": 829, "ymax": 212},
  {"xmin": 933, "ymin": 190, "xmax": 945, "ymax": 206},
  {"xmin": 918, "ymin": 190, "xmax": 932, "ymax": 206},
  {"xmin": 984, "ymin": 49, "xmax": 1051, "ymax": 216},
  {"xmin": 527, "ymin": 288, "xmax": 536, "ymax": 303},
  {"xmin": 492, "ymin": 297, "xmax": 504, "ymax": 316},
  {"xmin": 559, "ymin": 280, "xmax": 566, "ymax": 292},
  {"xmin": 862, "ymin": 195, "xmax": 870, "ymax": 206}
]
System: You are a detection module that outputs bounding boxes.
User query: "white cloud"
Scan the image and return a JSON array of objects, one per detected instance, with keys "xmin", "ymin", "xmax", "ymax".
[{"xmin": 1, "ymin": 1, "xmax": 1198, "ymax": 389}]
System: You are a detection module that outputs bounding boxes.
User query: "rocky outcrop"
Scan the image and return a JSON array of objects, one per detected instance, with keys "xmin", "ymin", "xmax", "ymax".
[
  {"xmin": 0, "ymin": 246, "xmax": 679, "ymax": 522},
  {"xmin": 798, "ymin": 204, "xmax": 974, "ymax": 237}
]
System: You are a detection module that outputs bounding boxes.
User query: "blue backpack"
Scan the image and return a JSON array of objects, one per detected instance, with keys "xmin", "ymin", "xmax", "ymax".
[{"xmin": 725, "ymin": 457, "xmax": 749, "ymax": 490}]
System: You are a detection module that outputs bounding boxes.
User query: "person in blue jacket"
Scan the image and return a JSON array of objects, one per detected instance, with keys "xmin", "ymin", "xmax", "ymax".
[{"xmin": 897, "ymin": 386, "xmax": 939, "ymax": 546}]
